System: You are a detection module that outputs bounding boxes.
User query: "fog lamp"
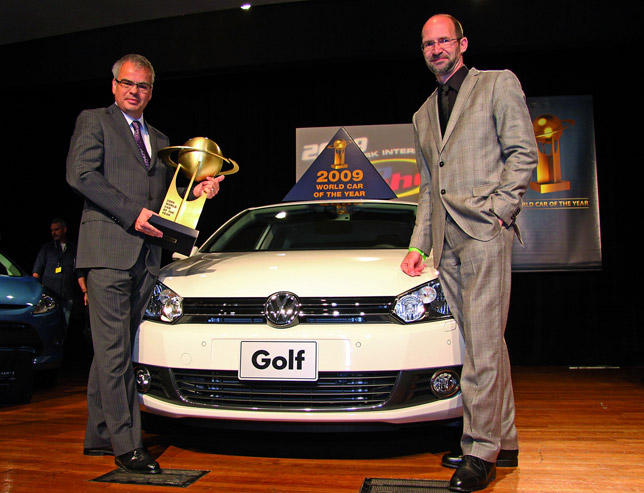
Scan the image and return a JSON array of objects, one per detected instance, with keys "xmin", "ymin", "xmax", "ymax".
[
  {"xmin": 430, "ymin": 370, "xmax": 460, "ymax": 398},
  {"xmin": 135, "ymin": 366, "xmax": 151, "ymax": 393}
]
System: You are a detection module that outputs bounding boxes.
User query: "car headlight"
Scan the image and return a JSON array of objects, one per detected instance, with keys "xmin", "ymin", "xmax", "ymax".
[
  {"xmin": 392, "ymin": 279, "xmax": 451, "ymax": 323},
  {"xmin": 145, "ymin": 282, "xmax": 183, "ymax": 323},
  {"xmin": 33, "ymin": 292, "xmax": 57, "ymax": 315}
]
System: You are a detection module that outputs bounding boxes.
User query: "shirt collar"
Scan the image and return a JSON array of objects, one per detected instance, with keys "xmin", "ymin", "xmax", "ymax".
[
  {"xmin": 117, "ymin": 106, "xmax": 146, "ymax": 130},
  {"xmin": 442, "ymin": 65, "xmax": 469, "ymax": 92}
]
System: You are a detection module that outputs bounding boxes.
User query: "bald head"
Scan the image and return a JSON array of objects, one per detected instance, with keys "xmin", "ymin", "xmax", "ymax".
[{"xmin": 423, "ymin": 14, "xmax": 463, "ymax": 39}]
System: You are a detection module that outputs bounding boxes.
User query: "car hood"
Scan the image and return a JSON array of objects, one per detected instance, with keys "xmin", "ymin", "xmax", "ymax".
[
  {"xmin": 159, "ymin": 250, "xmax": 436, "ymax": 298},
  {"xmin": 0, "ymin": 275, "xmax": 42, "ymax": 307}
]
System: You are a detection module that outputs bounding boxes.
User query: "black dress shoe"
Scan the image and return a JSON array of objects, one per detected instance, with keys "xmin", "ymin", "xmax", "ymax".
[
  {"xmin": 83, "ymin": 446, "xmax": 114, "ymax": 456},
  {"xmin": 449, "ymin": 455, "xmax": 496, "ymax": 492},
  {"xmin": 442, "ymin": 448, "xmax": 518, "ymax": 469},
  {"xmin": 115, "ymin": 448, "xmax": 161, "ymax": 474}
]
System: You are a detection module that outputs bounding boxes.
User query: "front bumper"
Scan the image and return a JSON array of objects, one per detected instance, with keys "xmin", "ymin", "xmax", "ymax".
[
  {"xmin": 0, "ymin": 308, "xmax": 66, "ymax": 371},
  {"xmin": 133, "ymin": 318, "xmax": 464, "ymax": 424}
]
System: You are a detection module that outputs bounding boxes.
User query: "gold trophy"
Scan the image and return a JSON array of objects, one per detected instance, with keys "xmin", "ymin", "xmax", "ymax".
[
  {"xmin": 329, "ymin": 139, "xmax": 349, "ymax": 169},
  {"xmin": 150, "ymin": 137, "xmax": 239, "ymax": 255}
]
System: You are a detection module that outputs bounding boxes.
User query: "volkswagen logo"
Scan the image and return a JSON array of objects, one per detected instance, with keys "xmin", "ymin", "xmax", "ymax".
[{"xmin": 264, "ymin": 292, "xmax": 301, "ymax": 328}]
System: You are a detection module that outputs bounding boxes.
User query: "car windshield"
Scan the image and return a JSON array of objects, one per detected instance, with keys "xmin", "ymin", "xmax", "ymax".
[
  {"xmin": 0, "ymin": 251, "xmax": 24, "ymax": 277},
  {"xmin": 201, "ymin": 202, "xmax": 417, "ymax": 252}
]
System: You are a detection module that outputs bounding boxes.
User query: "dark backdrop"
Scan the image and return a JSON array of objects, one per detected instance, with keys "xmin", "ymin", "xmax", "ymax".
[{"xmin": 1, "ymin": 0, "xmax": 639, "ymax": 365}]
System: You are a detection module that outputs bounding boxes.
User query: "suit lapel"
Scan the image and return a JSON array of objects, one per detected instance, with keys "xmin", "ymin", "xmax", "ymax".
[
  {"xmin": 415, "ymin": 90, "xmax": 440, "ymax": 167},
  {"xmin": 426, "ymin": 90, "xmax": 443, "ymax": 152},
  {"xmin": 148, "ymin": 128, "xmax": 159, "ymax": 170},
  {"xmin": 441, "ymin": 69, "xmax": 479, "ymax": 147}
]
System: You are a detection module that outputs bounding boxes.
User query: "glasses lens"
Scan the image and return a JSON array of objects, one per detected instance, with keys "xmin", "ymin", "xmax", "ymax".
[{"xmin": 119, "ymin": 79, "xmax": 151, "ymax": 91}]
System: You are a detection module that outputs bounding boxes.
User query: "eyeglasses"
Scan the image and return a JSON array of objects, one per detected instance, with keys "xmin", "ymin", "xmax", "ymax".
[
  {"xmin": 115, "ymin": 78, "xmax": 153, "ymax": 92},
  {"xmin": 420, "ymin": 38, "xmax": 461, "ymax": 51}
]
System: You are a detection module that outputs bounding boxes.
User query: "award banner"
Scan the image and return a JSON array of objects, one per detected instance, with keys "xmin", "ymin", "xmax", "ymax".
[
  {"xmin": 296, "ymin": 124, "xmax": 418, "ymax": 202},
  {"xmin": 285, "ymin": 127, "xmax": 396, "ymax": 202},
  {"xmin": 295, "ymin": 95, "xmax": 601, "ymax": 272},
  {"xmin": 519, "ymin": 95, "xmax": 601, "ymax": 271}
]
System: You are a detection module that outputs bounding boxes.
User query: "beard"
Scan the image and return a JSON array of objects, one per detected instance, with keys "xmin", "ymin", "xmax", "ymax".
[{"xmin": 425, "ymin": 53, "xmax": 459, "ymax": 78}]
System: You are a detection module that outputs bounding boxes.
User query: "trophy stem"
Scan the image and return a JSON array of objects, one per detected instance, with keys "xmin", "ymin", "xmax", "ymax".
[
  {"xmin": 177, "ymin": 161, "xmax": 200, "ymax": 215},
  {"xmin": 175, "ymin": 158, "xmax": 207, "ymax": 229}
]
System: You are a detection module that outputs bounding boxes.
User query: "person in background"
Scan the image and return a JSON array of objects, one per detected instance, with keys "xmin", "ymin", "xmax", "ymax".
[{"xmin": 33, "ymin": 218, "xmax": 77, "ymax": 325}]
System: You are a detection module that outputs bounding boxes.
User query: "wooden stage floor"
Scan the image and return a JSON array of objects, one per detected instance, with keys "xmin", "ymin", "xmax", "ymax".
[{"xmin": 1, "ymin": 365, "xmax": 644, "ymax": 492}]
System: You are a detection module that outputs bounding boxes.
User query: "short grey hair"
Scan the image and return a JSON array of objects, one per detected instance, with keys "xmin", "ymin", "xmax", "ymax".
[{"xmin": 112, "ymin": 54, "xmax": 155, "ymax": 84}]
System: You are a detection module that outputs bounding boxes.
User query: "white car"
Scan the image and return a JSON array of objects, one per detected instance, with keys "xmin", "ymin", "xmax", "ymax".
[{"xmin": 134, "ymin": 200, "xmax": 464, "ymax": 428}]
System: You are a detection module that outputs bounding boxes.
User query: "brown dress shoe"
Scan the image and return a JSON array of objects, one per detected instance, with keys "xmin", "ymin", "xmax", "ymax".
[
  {"xmin": 442, "ymin": 448, "xmax": 518, "ymax": 469},
  {"xmin": 449, "ymin": 455, "xmax": 496, "ymax": 492}
]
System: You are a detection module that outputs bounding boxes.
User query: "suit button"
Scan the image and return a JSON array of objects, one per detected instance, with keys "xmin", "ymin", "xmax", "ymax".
[
  {"xmin": 148, "ymin": 170, "xmax": 154, "ymax": 176},
  {"xmin": 439, "ymin": 161, "xmax": 444, "ymax": 167},
  {"xmin": 441, "ymin": 189, "xmax": 446, "ymax": 194}
]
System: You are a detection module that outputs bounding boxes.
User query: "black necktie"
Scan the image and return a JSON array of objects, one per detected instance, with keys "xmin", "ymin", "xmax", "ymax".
[
  {"xmin": 132, "ymin": 120, "xmax": 150, "ymax": 169},
  {"xmin": 439, "ymin": 83, "xmax": 451, "ymax": 135}
]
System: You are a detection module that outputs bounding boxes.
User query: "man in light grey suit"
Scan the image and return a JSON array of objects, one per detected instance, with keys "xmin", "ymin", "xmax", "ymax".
[
  {"xmin": 67, "ymin": 54, "xmax": 222, "ymax": 474},
  {"xmin": 400, "ymin": 15, "xmax": 537, "ymax": 492}
]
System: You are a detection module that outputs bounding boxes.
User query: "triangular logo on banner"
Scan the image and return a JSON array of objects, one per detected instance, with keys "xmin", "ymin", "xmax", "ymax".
[{"xmin": 284, "ymin": 127, "xmax": 397, "ymax": 202}]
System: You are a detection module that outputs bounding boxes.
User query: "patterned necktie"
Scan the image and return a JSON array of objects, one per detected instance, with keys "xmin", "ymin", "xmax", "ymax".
[
  {"xmin": 131, "ymin": 120, "xmax": 150, "ymax": 169},
  {"xmin": 439, "ymin": 83, "xmax": 451, "ymax": 135}
]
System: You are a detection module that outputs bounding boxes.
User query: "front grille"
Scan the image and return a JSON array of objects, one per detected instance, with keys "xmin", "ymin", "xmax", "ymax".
[
  {"xmin": 0, "ymin": 322, "xmax": 43, "ymax": 354},
  {"xmin": 0, "ymin": 303, "xmax": 31, "ymax": 310},
  {"xmin": 174, "ymin": 370, "xmax": 397, "ymax": 409},
  {"xmin": 180, "ymin": 296, "xmax": 394, "ymax": 324},
  {"xmin": 138, "ymin": 365, "xmax": 461, "ymax": 411}
]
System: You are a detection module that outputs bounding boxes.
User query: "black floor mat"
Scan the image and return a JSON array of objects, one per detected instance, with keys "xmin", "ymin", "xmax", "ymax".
[
  {"xmin": 361, "ymin": 477, "xmax": 451, "ymax": 493},
  {"xmin": 91, "ymin": 468, "xmax": 209, "ymax": 488}
]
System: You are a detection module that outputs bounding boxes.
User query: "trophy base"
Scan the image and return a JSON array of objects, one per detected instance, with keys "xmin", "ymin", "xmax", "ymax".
[
  {"xmin": 147, "ymin": 215, "xmax": 199, "ymax": 256},
  {"xmin": 529, "ymin": 181, "xmax": 571, "ymax": 193}
]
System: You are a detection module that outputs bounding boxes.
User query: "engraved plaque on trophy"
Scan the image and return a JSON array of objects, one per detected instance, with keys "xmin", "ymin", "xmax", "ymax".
[{"xmin": 149, "ymin": 137, "xmax": 239, "ymax": 255}]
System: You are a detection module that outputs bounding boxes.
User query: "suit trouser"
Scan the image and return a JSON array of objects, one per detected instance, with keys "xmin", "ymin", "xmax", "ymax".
[
  {"xmin": 438, "ymin": 214, "xmax": 518, "ymax": 462},
  {"xmin": 84, "ymin": 246, "xmax": 157, "ymax": 456}
]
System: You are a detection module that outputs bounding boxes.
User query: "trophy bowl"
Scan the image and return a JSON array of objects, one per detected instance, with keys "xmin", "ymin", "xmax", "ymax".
[{"xmin": 158, "ymin": 137, "xmax": 239, "ymax": 182}]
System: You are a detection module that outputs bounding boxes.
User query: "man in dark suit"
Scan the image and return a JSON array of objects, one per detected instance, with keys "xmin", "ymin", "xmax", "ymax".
[
  {"xmin": 66, "ymin": 54, "xmax": 222, "ymax": 474},
  {"xmin": 400, "ymin": 15, "xmax": 537, "ymax": 492}
]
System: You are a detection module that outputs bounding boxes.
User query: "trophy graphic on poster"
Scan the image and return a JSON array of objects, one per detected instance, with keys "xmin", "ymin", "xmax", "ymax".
[
  {"xmin": 150, "ymin": 137, "xmax": 239, "ymax": 255},
  {"xmin": 530, "ymin": 114, "xmax": 574, "ymax": 193}
]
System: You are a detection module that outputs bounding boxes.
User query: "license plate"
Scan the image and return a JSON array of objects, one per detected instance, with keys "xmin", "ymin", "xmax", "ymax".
[{"xmin": 239, "ymin": 341, "xmax": 318, "ymax": 381}]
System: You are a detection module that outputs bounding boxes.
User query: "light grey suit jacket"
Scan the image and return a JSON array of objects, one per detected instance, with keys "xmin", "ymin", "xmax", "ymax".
[
  {"xmin": 66, "ymin": 103, "xmax": 171, "ymax": 275},
  {"xmin": 409, "ymin": 68, "xmax": 538, "ymax": 268}
]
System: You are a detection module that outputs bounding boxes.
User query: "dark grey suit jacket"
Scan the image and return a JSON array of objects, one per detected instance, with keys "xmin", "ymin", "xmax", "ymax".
[{"xmin": 66, "ymin": 103, "xmax": 171, "ymax": 275}]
